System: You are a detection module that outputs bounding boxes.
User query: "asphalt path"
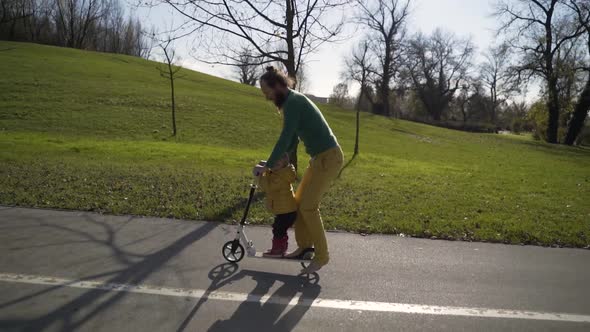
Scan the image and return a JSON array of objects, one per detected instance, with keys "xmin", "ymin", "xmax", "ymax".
[{"xmin": 0, "ymin": 206, "xmax": 589, "ymax": 331}]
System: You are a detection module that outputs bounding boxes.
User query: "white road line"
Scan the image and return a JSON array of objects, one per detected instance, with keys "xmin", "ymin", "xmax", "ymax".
[{"xmin": 1, "ymin": 272, "xmax": 589, "ymax": 324}]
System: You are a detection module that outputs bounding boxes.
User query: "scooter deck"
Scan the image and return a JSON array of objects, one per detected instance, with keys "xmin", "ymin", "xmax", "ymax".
[
  {"xmin": 252, "ymin": 252, "xmax": 312, "ymax": 262},
  {"xmin": 250, "ymin": 248, "xmax": 315, "ymax": 262}
]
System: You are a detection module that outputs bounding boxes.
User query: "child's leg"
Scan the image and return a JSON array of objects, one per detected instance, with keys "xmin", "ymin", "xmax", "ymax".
[
  {"xmin": 272, "ymin": 217, "xmax": 282, "ymax": 239},
  {"xmin": 265, "ymin": 212, "xmax": 297, "ymax": 257},
  {"xmin": 273, "ymin": 212, "xmax": 297, "ymax": 239}
]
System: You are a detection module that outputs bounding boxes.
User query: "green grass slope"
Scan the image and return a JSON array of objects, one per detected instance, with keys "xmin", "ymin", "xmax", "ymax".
[{"xmin": 1, "ymin": 41, "xmax": 589, "ymax": 247}]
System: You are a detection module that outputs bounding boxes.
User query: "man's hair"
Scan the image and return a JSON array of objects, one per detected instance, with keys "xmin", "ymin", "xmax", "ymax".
[{"xmin": 260, "ymin": 66, "xmax": 294, "ymax": 89}]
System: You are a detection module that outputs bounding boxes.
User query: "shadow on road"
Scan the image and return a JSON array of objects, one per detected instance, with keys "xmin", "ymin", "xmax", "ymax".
[
  {"xmin": 0, "ymin": 213, "xmax": 218, "ymax": 332},
  {"xmin": 212, "ymin": 191, "xmax": 264, "ymax": 221},
  {"xmin": 176, "ymin": 263, "xmax": 321, "ymax": 332}
]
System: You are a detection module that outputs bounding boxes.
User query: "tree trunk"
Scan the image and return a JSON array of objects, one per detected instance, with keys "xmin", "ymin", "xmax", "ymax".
[
  {"xmin": 284, "ymin": 0, "xmax": 296, "ymax": 84},
  {"xmin": 284, "ymin": 0, "xmax": 297, "ymax": 171},
  {"xmin": 354, "ymin": 108, "xmax": 360, "ymax": 156},
  {"xmin": 490, "ymin": 86, "xmax": 497, "ymax": 124},
  {"xmin": 1, "ymin": 1, "xmax": 7, "ymax": 25},
  {"xmin": 68, "ymin": 0, "xmax": 75, "ymax": 48},
  {"xmin": 564, "ymin": 78, "xmax": 590, "ymax": 145},
  {"xmin": 430, "ymin": 97, "xmax": 443, "ymax": 122},
  {"xmin": 354, "ymin": 89, "xmax": 363, "ymax": 156},
  {"xmin": 380, "ymin": 46, "xmax": 391, "ymax": 117},
  {"xmin": 170, "ymin": 77, "xmax": 176, "ymax": 136},
  {"xmin": 461, "ymin": 104, "xmax": 467, "ymax": 123},
  {"xmin": 9, "ymin": 15, "xmax": 16, "ymax": 39},
  {"xmin": 380, "ymin": 82, "xmax": 390, "ymax": 117},
  {"xmin": 546, "ymin": 75, "xmax": 560, "ymax": 143},
  {"xmin": 167, "ymin": 63, "xmax": 177, "ymax": 136},
  {"xmin": 380, "ymin": 34, "xmax": 393, "ymax": 117},
  {"xmin": 543, "ymin": 10, "xmax": 559, "ymax": 144}
]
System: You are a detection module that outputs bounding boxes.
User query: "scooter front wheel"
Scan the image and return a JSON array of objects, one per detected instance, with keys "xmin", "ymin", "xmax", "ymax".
[{"xmin": 222, "ymin": 240, "xmax": 245, "ymax": 263}]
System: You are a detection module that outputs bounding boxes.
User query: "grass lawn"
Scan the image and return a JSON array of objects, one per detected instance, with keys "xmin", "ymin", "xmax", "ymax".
[{"xmin": 1, "ymin": 41, "xmax": 589, "ymax": 247}]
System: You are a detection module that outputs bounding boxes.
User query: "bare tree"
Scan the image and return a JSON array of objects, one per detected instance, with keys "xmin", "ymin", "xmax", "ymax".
[
  {"xmin": 156, "ymin": 38, "xmax": 182, "ymax": 136},
  {"xmin": 1, "ymin": 0, "xmax": 35, "ymax": 39},
  {"xmin": 329, "ymin": 82, "xmax": 350, "ymax": 106},
  {"xmin": 53, "ymin": 0, "xmax": 104, "ymax": 48},
  {"xmin": 480, "ymin": 43, "xmax": 515, "ymax": 124},
  {"xmin": 455, "ymin": 84, "xmax": 471, "ymax": 123},
  {"xmin": 139, "ymin": 25, "xmax": 157, "ymax": 59},
  {"xmin": 345, "ymin": 40, "xmax": 373, "ymax": 155},
  {"xmin": 565, "ymin": 0, "xmax": 590, "ymax": 145},
  {"xmin": 232, "ymin": 47, "xmax": 260, "ymax": 86},
  {"xmin": 1, "ymin": 0, "xmax": 30, "ymax": 25},
  {"xmin": 403, "ymin": 29, "xmax": 475, "ymax": 121},
  {"xmin": 355, "ymin": 0, "xmax": 410, "ymax": 117},
  {"xmin": 495, "ymin": 0, "xmax": 586, "ymax": 143},
  {"xmin": 154, "ymin": 0, "xmax": 350, "ymax": 84},
  {"xmin": 453, "ymin": 79, "xmax": 494, "ymax": 125},
  {"xmin": 499, "ymin": 99, "xmax": 531, "ymax": 132},
  {"xmin": 106, "ymin": 1, "xmax": 124, "ymax": 52},
  {"xmin": 295, "ymin": 62, "xmax": 309, "ymax": 93},
  {"xmin": 0, "ymin": 0, "xmax": 151, "ymax": 58}
]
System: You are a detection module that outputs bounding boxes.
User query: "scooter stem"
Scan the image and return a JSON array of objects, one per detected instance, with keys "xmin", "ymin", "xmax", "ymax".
[{"xmin": 239, "ymin": 177, "xmax": 258, "ymax": 226}]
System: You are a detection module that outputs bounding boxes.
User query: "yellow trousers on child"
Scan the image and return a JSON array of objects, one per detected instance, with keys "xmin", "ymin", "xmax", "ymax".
[{"xmin": 294, "ymin": 146, "xmax": 344, "ymax": 265}]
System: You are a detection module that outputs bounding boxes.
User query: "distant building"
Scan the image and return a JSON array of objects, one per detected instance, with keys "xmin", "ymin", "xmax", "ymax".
[{"xmin": 305, "ymin": 94, "xmax": 329, "ymax": 104}]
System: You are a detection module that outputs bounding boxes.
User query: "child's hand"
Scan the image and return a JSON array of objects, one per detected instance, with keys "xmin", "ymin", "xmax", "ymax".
[{"xmin": 252, "ymin": 165, "xmax": 267, "ymax": 177}]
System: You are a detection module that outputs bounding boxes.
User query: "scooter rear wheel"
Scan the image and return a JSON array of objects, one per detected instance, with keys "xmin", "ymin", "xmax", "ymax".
[{"xmin": 222, "ymin": 240, "xmax": 245, "ymax": 263}]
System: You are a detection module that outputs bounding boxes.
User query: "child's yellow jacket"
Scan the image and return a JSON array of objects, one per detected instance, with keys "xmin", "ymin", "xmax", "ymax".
[{"xmin": 258, "ymin": 165, "xmax": 297, "ymax": 215}]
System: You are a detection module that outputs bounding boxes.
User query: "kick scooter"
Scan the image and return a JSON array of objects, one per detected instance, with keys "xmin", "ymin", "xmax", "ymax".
[{"xmin": 221, "ymin": 177, "xmax": 314, "ymax": 269}]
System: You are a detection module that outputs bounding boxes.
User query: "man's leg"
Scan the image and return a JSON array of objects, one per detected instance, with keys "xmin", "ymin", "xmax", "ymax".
[
  {"xmin": 293, "ymin": 165, "xmax": 313, "ymax": 249},
  {"xmin": 298, "ymin": 147, "xmax": 343, "ymax": 265}
]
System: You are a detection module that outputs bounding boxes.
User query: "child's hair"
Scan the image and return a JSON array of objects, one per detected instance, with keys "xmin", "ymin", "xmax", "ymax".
[{"xmin": 260, "ymin": 66, "xmax": 294, "ymax": 89}]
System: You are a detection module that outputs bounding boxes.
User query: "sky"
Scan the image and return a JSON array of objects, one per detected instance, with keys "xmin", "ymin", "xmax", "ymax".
[{"xmin": 133, "ymin": 0, "xmax": 501, "ymax": 98}]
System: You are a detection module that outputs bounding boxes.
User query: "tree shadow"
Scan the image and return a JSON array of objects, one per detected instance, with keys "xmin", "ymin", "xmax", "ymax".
[
  {"xmin": 211, "ymin": 192, "xmax": 264, "ymax": 221},
  {"xmin": 505, "ymin": 138, "xmax": 590, "ymax": 157},
  {"xmin": 0, "ymin": 213, "xmax": 217, "ymax": 332},
  {"xmin": 176, "ymin": 263, "xmax": 321, "ymax": 332}
]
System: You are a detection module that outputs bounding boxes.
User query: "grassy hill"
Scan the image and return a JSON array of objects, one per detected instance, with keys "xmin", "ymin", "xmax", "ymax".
[{"xmin": 1, "ymin": 41, "xmax": 589, "ymax": 247}]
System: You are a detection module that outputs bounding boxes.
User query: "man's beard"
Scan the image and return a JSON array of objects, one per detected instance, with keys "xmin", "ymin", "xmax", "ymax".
[{"xmin": 273, "ymin": 90, "xmax": 288, "ymax": 108}]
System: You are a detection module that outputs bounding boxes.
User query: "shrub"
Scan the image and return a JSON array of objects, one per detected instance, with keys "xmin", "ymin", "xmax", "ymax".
[
  {"xmin": 527, "ymin": 100, "xmax": 548, "ymax": 141},
  {"xmin": 576, "ymin": 123, "xmax": 590, "ymax": 146}
]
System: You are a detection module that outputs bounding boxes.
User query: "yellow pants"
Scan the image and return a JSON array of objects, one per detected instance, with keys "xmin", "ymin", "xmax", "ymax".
[{"xmin": 294, "ymin": 146, "xmax": 344, "ymax": 265}]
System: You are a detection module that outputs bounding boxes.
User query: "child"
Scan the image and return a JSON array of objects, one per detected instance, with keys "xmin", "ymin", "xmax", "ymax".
[{"xmin": 256, "ymin": 153, "xmax": 298, "ymax": 258}]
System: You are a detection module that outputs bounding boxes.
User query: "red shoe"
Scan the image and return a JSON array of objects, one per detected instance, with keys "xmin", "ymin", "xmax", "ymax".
[{"xmin": 263, "ymin": 236, "xmax": 288, "ymax": 258}]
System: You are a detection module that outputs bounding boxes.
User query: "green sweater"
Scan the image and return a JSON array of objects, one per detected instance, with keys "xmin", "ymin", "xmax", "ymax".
[{"xmin": 267, "ymin": 90, "xmax": 339, "ymax": 168}]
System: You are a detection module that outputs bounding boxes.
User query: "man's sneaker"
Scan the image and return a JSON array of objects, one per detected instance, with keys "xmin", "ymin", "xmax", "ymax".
[
  {"xmin": 300, "ymin": 259, "xmax": 326, "ymax": 274},
  {"xmin": 263, "ymin": 236, "xmax": 288, "ymax": 258},
  {"xmin": 284, "ymin": 247, "xmax": 314, "ymax": 259}
]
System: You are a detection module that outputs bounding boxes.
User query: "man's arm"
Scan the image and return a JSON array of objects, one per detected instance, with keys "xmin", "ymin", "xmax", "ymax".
[
  {"xmin": 286, "ymin": 134, "xmax": 299, "ymax": 157},
  {"xmin": 266, "ymin": 107, "xmax": 299, "ymax": 169}
]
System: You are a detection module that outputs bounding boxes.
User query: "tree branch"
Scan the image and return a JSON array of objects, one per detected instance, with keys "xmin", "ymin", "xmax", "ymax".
[{"xmin": 241, "ymin": 0, "xmax": 287, "ymax": 28}]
